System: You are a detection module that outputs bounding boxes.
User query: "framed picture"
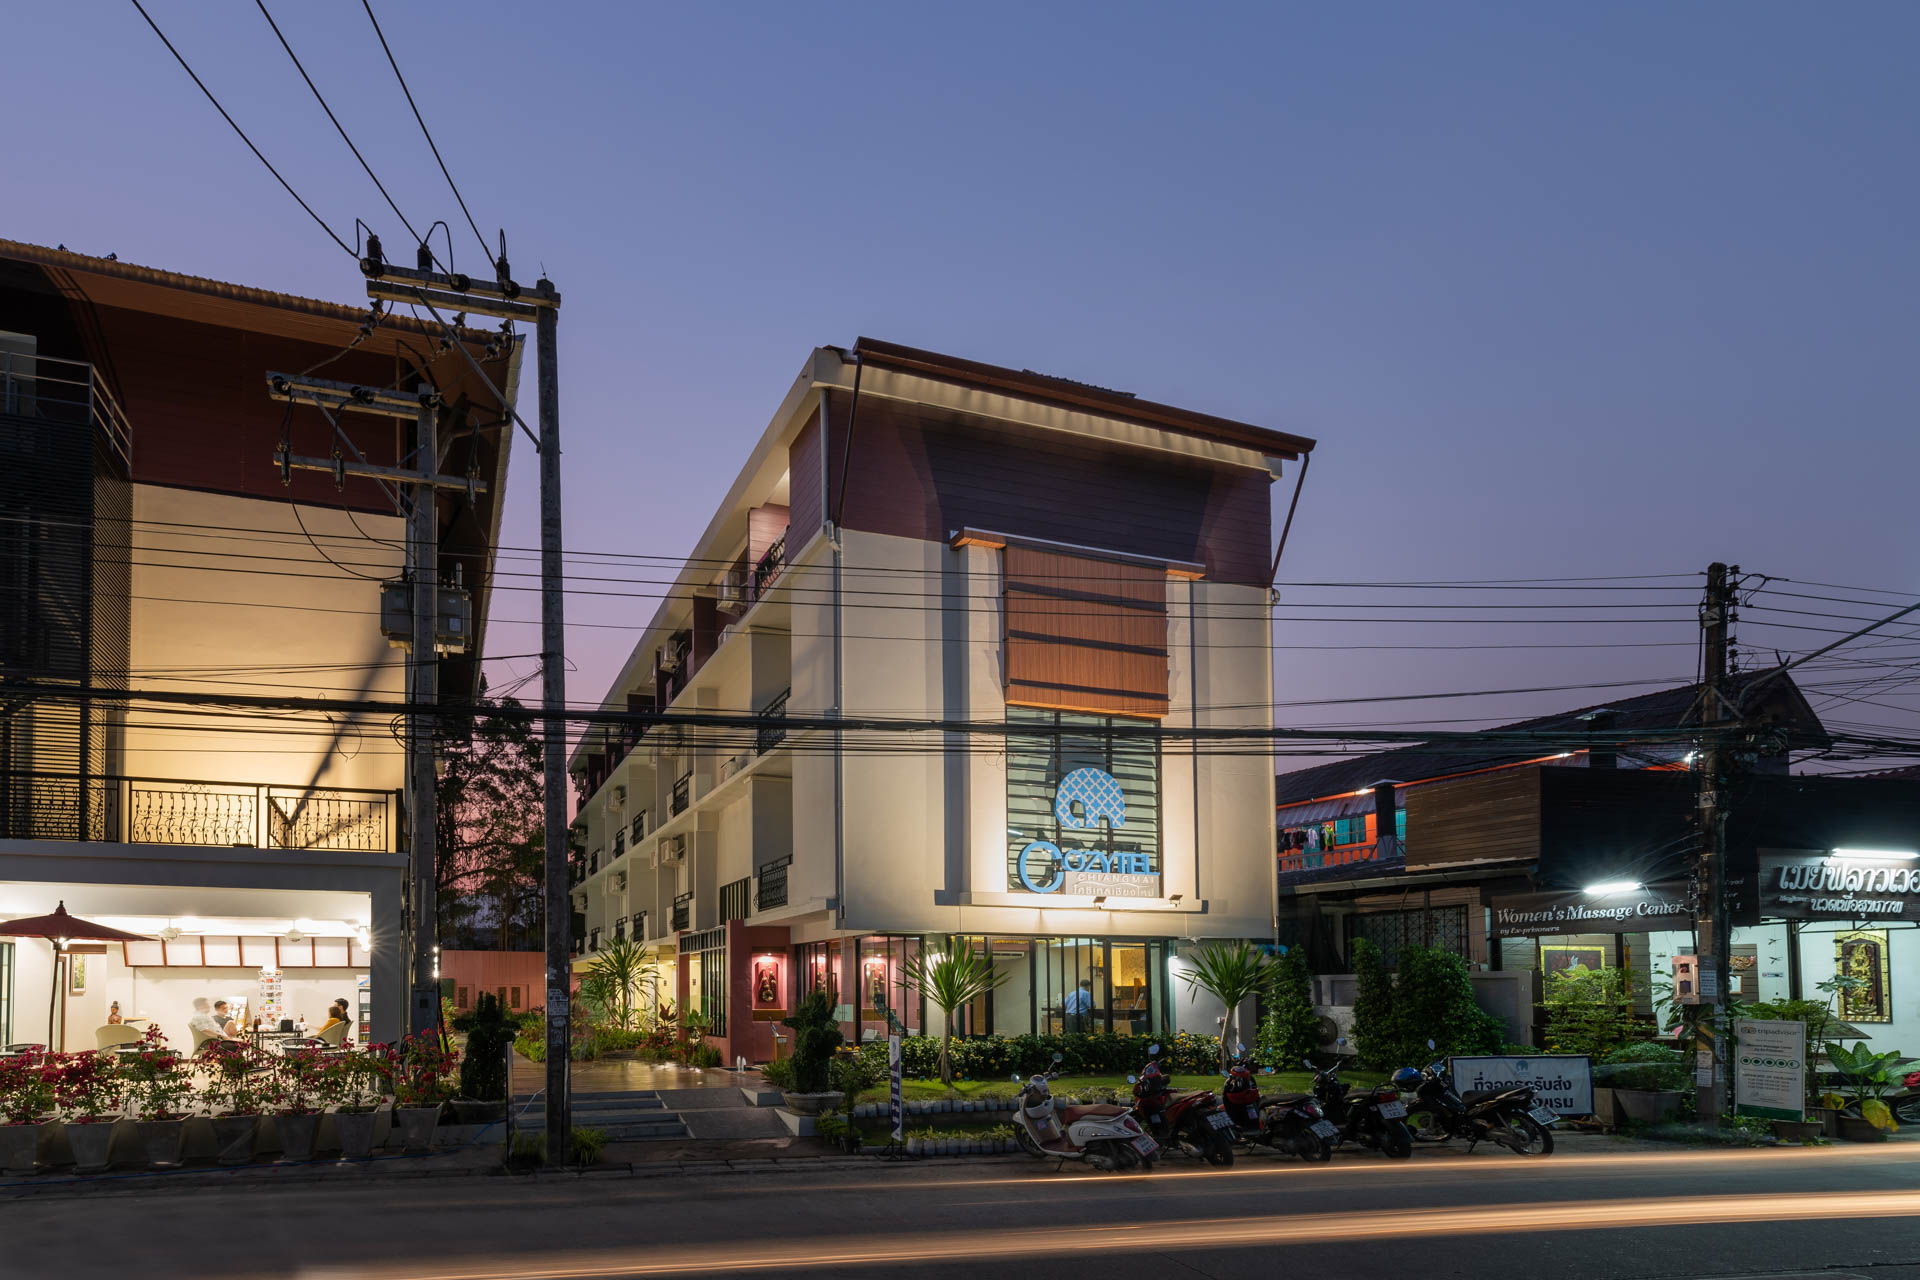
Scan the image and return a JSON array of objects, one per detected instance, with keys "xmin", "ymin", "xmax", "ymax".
[
  {"xmin": 68, "ymin": 955, "xmax": 87, "ymax": 996},
  {"xmin": 1835, "ymin": 930, "xmax": 1893, "ymax": 1023},
  {"xmin": 1541, "ymin": 944, "xmax": 1608, "ymax": 976},
  {"xmin": 752, "ymin": 957, "xmax": 784, "ymax": 1011}
]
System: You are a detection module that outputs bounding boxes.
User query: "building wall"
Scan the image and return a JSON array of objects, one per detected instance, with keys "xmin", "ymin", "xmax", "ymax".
[{"xmin": 441, "ymin": 950, "xmax": 545, "ymax": 1014}]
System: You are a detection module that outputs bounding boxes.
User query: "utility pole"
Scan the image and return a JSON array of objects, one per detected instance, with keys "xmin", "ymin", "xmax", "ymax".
[
  {"xmin": 1693, "ymin": 561, "xmax": 1737, "ymax": 1128},
  {"xmin": 355, "ymin": 251, "xmax": 572, "ymax": 1164},
  {"xmin": 408, "ymin": 392, "xmax": 440, "ymax": 1036}
]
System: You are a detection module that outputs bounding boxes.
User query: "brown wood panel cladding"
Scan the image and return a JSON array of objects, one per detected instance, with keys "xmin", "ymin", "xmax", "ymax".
[
  {"xmin": 749, "ymin": 504, "xmax": 790, "ymax": 564},
  {"xmin": 1403, "ymin": 767, "xmax": 1544, "ymax": 870},
  {"xmin": 787, "ymin": 415, "xmax": 822, "ymax": 541},
  {"xmin": 1004, "ymin": 544, "xmax": 1168, "ymax": 718},
  {"xmin": 822, "ymin": 391, "xmax": 1273, "ymax": 586}
]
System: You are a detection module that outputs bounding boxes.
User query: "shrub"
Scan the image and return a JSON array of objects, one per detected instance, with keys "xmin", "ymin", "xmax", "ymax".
[
  {"xmin": 830, "ymin": 1052, "xmax": 884, "ymax": 1107},
  {"xmin": 692, "ymin": 1044, "xmax": 723, "ymax": 1069},
  {"xmin": 1542, "ymin": 963, "xmax": 1642, "ymax": 1059},
  {"xmin": 455, "ymin": 993, "xmax": 517, "ymax": 1102},
  {"xmin": 782, "ymin": 988, "xmax": 844, "ymax": 1094},
  {"xmin": 845, "ymin": 1032, "xmax": 1221, "ymax": 1082},
  {"xmin": 1596, "ymin": 1041, "xmax": 1688, "ymax": 1092},
  {"xmin": 1256, "ymin": 948, "xmax": 1319, "ymax": 1069},
  {"xmin": 760, "ymin": 1056, "xmax": 797, "ymax": 1091},
  {"xmin": 571, "ymin": 1126, "xmax": 608, "ymax": 1164},
  {"xmin": 1348, "ymin": 939, "xmax": 1394, "ymax": 1069}
]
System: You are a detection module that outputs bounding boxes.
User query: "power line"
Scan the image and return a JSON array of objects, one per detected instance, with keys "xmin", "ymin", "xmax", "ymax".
[{"xmin": 128, "ymin": 0, "xmax": 354, "ymax": 258}]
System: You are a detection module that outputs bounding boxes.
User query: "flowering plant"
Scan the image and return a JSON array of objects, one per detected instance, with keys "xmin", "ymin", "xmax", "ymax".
[
  {"xmin": 0, "ymin": 1053, "xmax": 57, "ymax": 1125},
  {"xmin": 120, "ymin": 1025, "xmax": 195, "ymax": 1121},
  {"xmin": 273, "ymin": 1048, "xmax": 330, "ymax": 1117},
  {"xmin": 320, "ymin": 1048, "xmax": 393, "ymax": 1113},
  {"xmin": 392, "ymin": 1032, "xmax": 459, "ymax": 1109},
  {"xmin": 50, "ymin": 1052, "xmax": 123, "ymax": 1123},
  {"xmin": 201, "ymin": 1045, "xmax": 276, "ymax": 1117}
]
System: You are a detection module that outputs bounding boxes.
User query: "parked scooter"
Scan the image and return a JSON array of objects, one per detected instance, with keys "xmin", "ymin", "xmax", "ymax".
[
  {"xmin": 1401, "ymin": 1044, "xmax": 1555, "ymax": 1156},
  {"xmin": 1010, "ymin": 1053, "xmax": 1159, "ymax": 1172},
  {"xmin": 1220, "ymin": 1048, "xmax": 1335, "ymax": 1161},
  {"xmin": 1308, "ymin": 1058, "xmax": 1413, "ymax": 1159},
  {"xmin": 1130, "ymin": 1044, "xmax": 1236, "ymax": 1166}
]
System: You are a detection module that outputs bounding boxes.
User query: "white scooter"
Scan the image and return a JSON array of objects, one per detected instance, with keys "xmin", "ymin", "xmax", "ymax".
[{"xmin": 1009, "ymin": 1053, "xmax": 1159, "ymax": 1172}]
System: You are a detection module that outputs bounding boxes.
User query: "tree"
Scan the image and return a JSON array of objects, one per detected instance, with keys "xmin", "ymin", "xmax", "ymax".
[
  {"xmin": 1348, "ymin": 938, "xmax": 1395, "ymax": 1069},
  {"xmin": 902, "ymin": 939, "xmax": 1008, "ymax": 1085},
  {"xmin": 577, "ymin": 936, "xmax": 657, "ymax": 1032},
  {"xmin": 1256, "ymin": 947, "xmax": 1320, "ymax": 1068},
  {"xmin": 436, "ymin": 687, "xmax": 545, "ymax": 950},
  {"xmin": 1176, "ymin": 940, "xmax": 1274, "ymax": 1069}
]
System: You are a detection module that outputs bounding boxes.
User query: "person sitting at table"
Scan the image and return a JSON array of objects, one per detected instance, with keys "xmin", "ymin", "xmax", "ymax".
[
  {"xmin": 317, "ymin": 999, "xmax": 350, "ymax": 1033},
  {"xmin": 212, "ymin": 1000, "xmax": 242, "ymax": 1037},
  {"xmin": 188, "ymin": 997, "xmax": 233, "ymax": 1045}
]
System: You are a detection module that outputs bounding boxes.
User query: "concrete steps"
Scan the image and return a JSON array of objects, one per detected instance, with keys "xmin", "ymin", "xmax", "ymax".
[{"xmin": 512, "ymin": 1091, "xmax": 689, "ymax": 1141}]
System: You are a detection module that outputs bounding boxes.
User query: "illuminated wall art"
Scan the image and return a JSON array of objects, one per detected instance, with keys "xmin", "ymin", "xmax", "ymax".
[{"xmin": 1835, "ymin": 929, "xmax": 1893, "ymax": 1023}]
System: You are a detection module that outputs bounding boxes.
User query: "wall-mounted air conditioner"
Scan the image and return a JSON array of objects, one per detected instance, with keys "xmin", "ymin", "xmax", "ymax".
[
  {"xmin": 659, "ymin": 834, "xmax": 687, "ymax": 865},
  {"xmin": 611, "ymin": 871, "xmax": 627, "ymax": 892}
]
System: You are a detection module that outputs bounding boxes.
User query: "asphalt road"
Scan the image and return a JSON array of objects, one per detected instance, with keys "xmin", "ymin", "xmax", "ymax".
[{"xmin": 9, "ymin": 1140, "xmax": 1920, "ymax": 1280}]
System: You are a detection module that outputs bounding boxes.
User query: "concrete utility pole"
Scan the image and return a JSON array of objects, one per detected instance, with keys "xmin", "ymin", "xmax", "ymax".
[
  {"xmin": 1693, "ymin": 561, "xmax": 1737, "ymax": 1128},
  {"xmin": 409, "ymin": 393, "xmax": 440, "ymax": 1036},
  {"xmin": 355, "ymin": 258, "xmax": 571, "ymax": 1163}
]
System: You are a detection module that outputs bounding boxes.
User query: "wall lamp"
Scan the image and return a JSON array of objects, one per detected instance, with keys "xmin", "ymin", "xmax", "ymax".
[
  {"xmin": 1833, "ymin": 848, "xmax": 1919, "ymax": 861},
  {"xmin": 1584, "ymin": 880, "xmax": 1642, "ymax": 895}
]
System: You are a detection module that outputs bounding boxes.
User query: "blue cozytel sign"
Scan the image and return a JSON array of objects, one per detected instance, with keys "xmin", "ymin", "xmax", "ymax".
[{"xmin": 1016, "ymin": 767, "xmax": 1159, "ymax": 898}]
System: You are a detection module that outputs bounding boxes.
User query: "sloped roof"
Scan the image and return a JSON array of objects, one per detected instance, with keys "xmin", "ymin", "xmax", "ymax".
[{"xmin": 1275, "ymin": 672, "xmax": 1828, "ymax": 808}]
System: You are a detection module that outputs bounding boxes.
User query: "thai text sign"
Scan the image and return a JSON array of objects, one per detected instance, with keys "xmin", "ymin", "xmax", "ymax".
[
  {"xmin": 1733, "ymin": 1017, "xmax": 1805, "ymax": 1121},
  {"xmin": 1758, "ymin": 850, "xmax": 1920, "ymax": 921},
  {"xmin": 1449, "ymin": 1054, "xmax": 1593, "ymax": 1117},
  {"xmin": 1016, "ymin": 767, "xmax": 1159, "ymax": 897},
  {"xmin": 1491, "ymin": 885, "xmax": 1692, "ymax": 938}
]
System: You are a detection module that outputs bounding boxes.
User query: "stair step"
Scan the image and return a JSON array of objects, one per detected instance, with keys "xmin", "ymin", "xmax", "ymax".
[{"xmin": 516, "ymin": 1117, "xmax": 688, "ymax": 1140}]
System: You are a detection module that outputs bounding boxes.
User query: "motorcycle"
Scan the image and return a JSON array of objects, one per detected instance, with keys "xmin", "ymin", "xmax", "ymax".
[
  {"xmin": 1010, "ymin": 1053, "xmax": 1159, "ymax": 1172},
  {"xmin": 1130, "ymin": 1043, "xmax": 1236, "ymax": 1166},
  {"xmin": 1401, "ymin": 1053, "xmax": 1555, "ymax": 1156},
  {"xmin": 1308, "ymin": 1058, "xmax": 1413, "ymax": 1159},
  {"xmin": 1220, "ymin": 1049, "xmax": 1335, "ymax": 1161}
]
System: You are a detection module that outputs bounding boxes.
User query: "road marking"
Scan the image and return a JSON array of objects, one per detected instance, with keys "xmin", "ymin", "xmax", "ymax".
[{"xmin": 278, "ymin": 1189, "xmax": 1920, "ymax": 1279}]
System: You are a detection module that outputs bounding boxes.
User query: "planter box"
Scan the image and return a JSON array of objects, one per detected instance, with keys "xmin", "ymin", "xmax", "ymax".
[
  {"xmin": 276, "ymin": 1113, "xmax": 323, "ymax": 1162},
  {"xmin": 396, "ymin": 1106, "xmax": 442, "ymax": 1152},
  {"xmin": 781, "ymin": 1091, "xmax": 844, "ymax": 1116},
  {"xmin": 212, "ymin": 1115, "xmax": 261, "ymax": 1166},
  {"xmin": 0, "ymin": 1122, "xmax": 49, "ymax": 1176},
  {"xmin": 334, "ymin": 1111, "xmax": 380, "ymax": 1160},
  {"xmin": 1837, "ymin": 1115, "xmax": 1890, "ymax": 1143},
  {"xmin": 135, "ymin": 1119, "xmax": 187, "ymax": 1168},
  {"xmin": 64, "ymin": 1121, "xmax": 118, "ymax": 1174},
  {"xmin": 1770, "ymin": 1119, "xmax": 1823, "ymax": 1143},
  {"xmin": 1810, "ymin": 1107, "xmax": 1840, "ymax": 1138}
]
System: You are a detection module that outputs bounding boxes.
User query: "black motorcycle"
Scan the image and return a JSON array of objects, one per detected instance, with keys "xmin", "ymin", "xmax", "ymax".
[
  {"xmin": 1308, "ymin": 1059, "xmax": 1412, "ymax": 1159},
  {"xmin": 1219, "ymin": 1053, "xmax": 1335, "ymax": 1161},
  {"xmin": 1402, "ymin": 1058, "xmax": 1555, "ymax": 1156}
]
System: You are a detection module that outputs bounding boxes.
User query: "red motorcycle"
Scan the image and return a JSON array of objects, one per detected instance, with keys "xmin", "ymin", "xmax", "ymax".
[
  {"xmin": 1221, "ymin": 1051, "xmax": 1336, "ymax": 1161},
  {"xmin": 1129, "ymin": 1043, "xmax": 1236, "ymax": 1166}
]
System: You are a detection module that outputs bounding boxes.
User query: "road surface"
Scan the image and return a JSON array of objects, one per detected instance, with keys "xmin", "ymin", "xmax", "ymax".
[{"xmin": 10, "ymin": 1140, "xmax": 1920, "ymax": 1279}]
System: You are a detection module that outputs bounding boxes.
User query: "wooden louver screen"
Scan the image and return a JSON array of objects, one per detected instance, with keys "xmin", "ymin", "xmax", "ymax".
[{"xmin": 1003, "ymin": 544, "xmax": 1169, "ymax": 718}]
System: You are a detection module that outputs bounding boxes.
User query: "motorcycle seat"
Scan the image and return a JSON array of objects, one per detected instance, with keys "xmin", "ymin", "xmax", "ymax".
[
  {"xmin": 1464, "ymin": 1089, "xmax": 1520, "ymax": 1105},
  {"xmin": 1260, "ymin": 1092, "xmax": 1312, "ymax": 1106},
  {"xmin": 1058, "ymin": 1103, "xmax": 1132, "ymax": 1123}
]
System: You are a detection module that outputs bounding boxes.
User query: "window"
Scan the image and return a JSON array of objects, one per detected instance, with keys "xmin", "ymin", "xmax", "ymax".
[
  {"xmin": 510, "ymin": 986, "xmax": 523, "ymax": 1010},
  {"xmin": 685, "ymin": 927, "xmax": 727, "ymax": 1037},
  {"xmin": 1348, "ymin": 906, "xmax": 1468, "ymax": 967},
  {"xmin": 5, "ymin": 939, "xmax": 19, "ymax": 1043},
  {"xmin": 456, "ymin": 986, "xmax": 470, "ymax": 1009},
  {"xmin": 720, "ymin": 877, "xmax": 750, "ymax": 922},
  {"xmin": 1331, "ymin": 816, "xmax": 1369, "ymax": 847},
  {"xmin": 1005, "ymin": 707, "xmax": 1160, "ymax": 893}
]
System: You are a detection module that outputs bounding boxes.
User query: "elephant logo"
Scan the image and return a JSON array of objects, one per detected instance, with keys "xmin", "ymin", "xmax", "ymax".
[{"xmin": 1054, "ymin": 767, "xmax": 1127, "ymax": 832}]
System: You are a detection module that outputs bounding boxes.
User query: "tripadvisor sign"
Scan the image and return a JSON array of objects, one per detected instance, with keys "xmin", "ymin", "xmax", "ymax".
[{"xmin": 1015, "ymin": 767, "xmax": 1159, "ymax": 899}]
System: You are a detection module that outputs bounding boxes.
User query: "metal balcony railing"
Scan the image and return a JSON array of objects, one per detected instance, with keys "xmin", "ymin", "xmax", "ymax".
[
  {"xmin": 752, "ymin": 530, "xmax": 787, "ymax": 599},
  {"xmin": 671, "ymin": 772, "xmax": 691, "ymax": 816},
  {"xmin": 0, "ymin": 351, "xmax": 133, "ymax": 470},
  {"xmin": 756, "ymin": 689, "xmax": 790, "ymax": 755},
  {"xmin": 0, "ymin": 771, "xmax": 397, "ymax": 851},
  {"xmin": 671, "ymin": 895, "xmax": 691, "ymax": 932}
]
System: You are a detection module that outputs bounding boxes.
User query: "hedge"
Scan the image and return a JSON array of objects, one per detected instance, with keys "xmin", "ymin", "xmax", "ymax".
[{"xmin": 853, "ymin": 1032, "xmax": 1225, "ymax": 1081}]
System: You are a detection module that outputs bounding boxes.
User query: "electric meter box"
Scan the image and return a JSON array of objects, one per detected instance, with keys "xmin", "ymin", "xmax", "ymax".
[{"xmin": 379, "ymin": 580, "xmax": 473, "ymax": 653}]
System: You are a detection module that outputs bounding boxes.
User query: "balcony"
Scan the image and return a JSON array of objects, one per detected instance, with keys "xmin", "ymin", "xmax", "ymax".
[
  {"xmin": 751, "ymin": 530, "xmax": 787, "ymax": 599},
  {"xmin": 1, "ymin": 351, "xmax": 134, "ymax": 471},
  {"xmin": 671, "ymin": 893, "xmax": 691, "ymax": 933},
  {"xmin": 756, "ymin": 688, "xmax": 790, "ymax": 755},
  {"xmin": 0, "ymin": 771, "xmax": 398, "ymax": 851},
  {"xmin": 670, "ymin": 772, "xmax": 691, "ymax": 817},
  {"xmin": 756, "ymin": 855, "xmax": 791, "ymax": 912}
]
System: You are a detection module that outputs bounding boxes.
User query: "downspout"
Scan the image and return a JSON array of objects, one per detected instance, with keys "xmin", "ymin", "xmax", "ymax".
[
  {"xmin": 821, "ymin": 393, "xmax": 846, "ymax": 931},
  {"xmin": 1189, "ymin": 578, "xmax": 1201, "ymax": 920},
  {"xmin": 1268, "ymin": 451, "xmax": 1311, "ymax": 588}
]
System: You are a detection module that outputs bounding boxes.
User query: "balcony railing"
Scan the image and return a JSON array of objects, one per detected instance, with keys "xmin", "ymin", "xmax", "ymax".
[
  {"xmin": 670, "ymin": 772, "xmax": 691, "ymax": 816},
  {"xmin": 671, "ymin": 894, "xmax": 691, "ymax": 932},
  {"xmin": 752, "ymin": 531, "xmax": 788, "ymax": 599},
  {"xmin": 756, "ymin": 855, "xmax": 791, "ymax": 912},
  {"xmin": 1, "ymin": 351, "xmax": 133, "ymax": 470},
  {"xmin": 756, "ymin": 689, "xmax": 790, "ymax": 755},
  {"xmin": 0, "ymin": 771, "xmax": 398, "ymax": 851}
]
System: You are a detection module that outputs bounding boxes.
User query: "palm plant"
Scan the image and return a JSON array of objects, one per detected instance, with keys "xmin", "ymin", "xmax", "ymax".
[
  {"xmin": 581, "ymin": 936, "xmax": 655, "ymax": 1031},
  {"xmin": 901, "ymin": 940, "xmax": 1008, "ymax": 1085},
  {"xmin": 1175, "ymin": 940, "xmax": 1274, "ymax": 1069}
]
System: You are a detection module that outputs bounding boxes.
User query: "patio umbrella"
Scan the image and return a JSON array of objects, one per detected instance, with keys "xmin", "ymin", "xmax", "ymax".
[{"xmin": 0, "ymin": 902, "xmax": 151, "ymax": 1052}]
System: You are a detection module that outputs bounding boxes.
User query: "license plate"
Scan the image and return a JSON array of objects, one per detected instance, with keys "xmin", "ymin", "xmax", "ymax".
[
  {"xmin": 1207, "ymin": 1110, "xmax": 1234, "ymax": 1130},
  {"xmin": 1377, "ymin": 1101, "xmax": 1407, "ymax": 1119},
  {"xmin": 1528, "ymin": 1107, "xmax": 1557, "ymax": 1126},
  {"xmin": 1130, "ymin": 1135, "xmax": 1159, "ymax": 1156},
  {"xmin": 1311, "ymin": 1119, "xmax": 1338, "ymax": 1139}
]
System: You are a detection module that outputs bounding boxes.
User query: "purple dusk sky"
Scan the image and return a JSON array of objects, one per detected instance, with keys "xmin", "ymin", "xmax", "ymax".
[{"xmin": 10, "ymin": 2, "xmax": 1918, "ymax": 760}]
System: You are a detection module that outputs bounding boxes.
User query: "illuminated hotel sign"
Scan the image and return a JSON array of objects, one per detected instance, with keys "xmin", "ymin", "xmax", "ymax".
[
  {"xmin": 1016, "ymin": 768, "xmax": 1160, "ymax": 898},
  {"xmin": 1759, "ymin": 849, "xmax": 1920, "ymax": 921}
]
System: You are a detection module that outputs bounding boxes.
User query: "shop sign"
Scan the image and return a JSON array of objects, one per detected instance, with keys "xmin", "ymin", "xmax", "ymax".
[
  {"xmin": 1490, "ymin": 885, "xmax": 1692, "ymax": 939},
  {"xmin": 1016, "ymin": 767, "xmax": 1159, "ymax": 898},
  {"xmin": 1733, "ymin": 1017, "xmax": 1806, "ymax": 1122},
  {"xmin": 1758, "ymin": 850, "xmax": 1920, "ymax": 921},
  {"xmin": 1448, "ymin": 1054, "xmax": 1593, "ymax": 1118}
]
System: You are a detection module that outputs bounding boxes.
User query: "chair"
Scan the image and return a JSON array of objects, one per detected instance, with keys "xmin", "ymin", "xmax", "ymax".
[
  {"xmin": 95, "ymin": 1024, "xmax": 143, "ymax": 1053},
  {"xmin": 191, "ymin": 1027, "xmax": 218, "ymax": 1054},
  {"xmin": 283, "ymin": 1022, "xmax": 349, "ymax": 1054}
]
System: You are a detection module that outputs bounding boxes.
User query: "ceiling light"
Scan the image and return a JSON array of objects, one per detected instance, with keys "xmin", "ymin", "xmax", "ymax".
[
  {"xmin": 158, "ymin": 926, "xmax": 181, "ymax": 942},
  {"xmin": 1584, "ymin": 881, "xmax": 1642, "ymax": 895},
  {"xmin": 1832, "ymin": 848, "xmax": 1919, "ymax": 861},
  {"xmin": 1092, "ymin": 895, "xmax": 1108, "ymax": 907}
]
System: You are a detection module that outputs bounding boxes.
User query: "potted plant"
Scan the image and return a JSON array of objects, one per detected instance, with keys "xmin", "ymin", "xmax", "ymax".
[
  {"xmin": 51, "ymin": 1051, "xmax": 124, "ymax": 1173},
  {"xmin": 778, "ymin": 988, "xmax": 845, "ymax": 1115},
  {"xmin": 327, "ymin": 1049, "xmax": 392, "ymax": 1161},
  {"xmin": 450, "ymin": 995, "xmax": 515, "ymax": 1123},
  {"xmin": 121, "ymin": 1026, "xmax": 195, "ymax": 1168},
  {"xmin": 1824, "ymin": 1041, "xmax": 1904, "ymax": 1141},
  {"xmin": 393, "ymin": 1031, "xmax": 459, "ymax": 1150},
  {"xmin": 0, "ymin": 1051, "xmax": 57, "ymax": 1175},
  {"xmin": 201, "ymin": 1046, "xmax": 271, "ymax": 1166},
  {"xmin": 1594, "ymin": 1041, "xmax": 1688, "ymax": 1127},
  {"xmin": 272, "ymin": 1047, "xmax": 328, "ymax": 1162}
]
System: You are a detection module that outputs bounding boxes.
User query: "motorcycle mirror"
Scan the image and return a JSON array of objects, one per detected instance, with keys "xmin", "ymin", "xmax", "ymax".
[
  {"xmin": 1427, "ymin": 1038, "xmax": 1436, "ymax": 1050},
  {"xmin": 1126, "ymin": 1074, "xmax": 1138, "ymax": 1085},
  {"xmin": 1051, "ymin": 1052, "xmax": 1064, "ymax": 1064},
  {"xmin": 1011, "ymin": 1073, "xmax": 1022, "ymax": 1082},
  {"xmin": 1336, "ymin": 1037, "xmax": 1348, "ymax": 1047},
  {"xmin": 1148, "ymin": 1043, "xmax": 1162, "ymax": 1056},
  {"xmin": 1235, "ymin": 1041, "xmax": 1245, "ymax": 1053}
]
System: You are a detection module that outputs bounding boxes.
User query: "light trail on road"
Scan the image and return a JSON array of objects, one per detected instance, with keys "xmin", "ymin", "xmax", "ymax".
[{"xmin": 286, "ymin": 1188, "xmax": 1920, "ymax": 1279}]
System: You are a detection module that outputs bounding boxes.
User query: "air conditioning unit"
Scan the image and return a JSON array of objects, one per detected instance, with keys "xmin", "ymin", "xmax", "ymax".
[
  {"xmin": 659, "ymin": 834, "xmax": 687, "ymax": 865},
  {"xmin": 658, "ymin": 644, "xmax": 681, "ymax": 674},
  {"xmin": 610, "ymin": 784, "xmax": 626, "ymax": 811},
  {"xmin": 717, "ymin": 571, "xmax": 747, "ymax": 607},
  {"xmin": 611, "ymin": 871, "xmax": 627, "ymax": 892}
]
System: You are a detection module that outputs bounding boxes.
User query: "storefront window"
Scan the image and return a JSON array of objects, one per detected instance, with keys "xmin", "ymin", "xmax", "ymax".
[
  {"xmin": 0, "ymin": 940, "xmax": 10, "ymax": 1045},
  {"xmin": 1006, "ymin": 708, "xmax": 1160, "ymax": 895},
  {"xmin": 855, "ymin": 935, "xmax": 923, "ymax": 1044},
  {"xmin": 684, "ymin": 926, "xmax": 727, "ymax": 1037}
]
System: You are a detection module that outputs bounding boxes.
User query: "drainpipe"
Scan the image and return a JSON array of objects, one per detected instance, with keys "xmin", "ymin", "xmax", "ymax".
[
  {"xmin": 821, "ymin": 392, "xmax": 846, "ymax": 931},
  {"xmin": 1189, "ymin": 579, "xmax": 1201, "ymax": 916}
]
